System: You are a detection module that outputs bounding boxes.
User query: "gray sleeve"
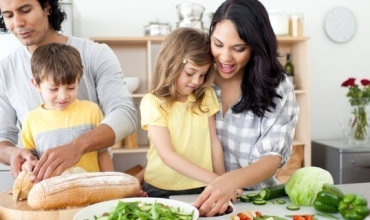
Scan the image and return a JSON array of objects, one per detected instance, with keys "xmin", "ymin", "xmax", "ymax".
[
  {"xmin": 0, "ymin": 68, "xmax": 19, "ymax": 145},
  {"xmin": 91, "ymin": 44, "xmax": 137, "ymax": 143}
]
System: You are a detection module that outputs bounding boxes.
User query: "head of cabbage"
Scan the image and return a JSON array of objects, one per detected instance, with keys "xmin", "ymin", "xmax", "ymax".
[{"xmin": 285, "ymin": 166, "xmax": 334, "ymax": 206}]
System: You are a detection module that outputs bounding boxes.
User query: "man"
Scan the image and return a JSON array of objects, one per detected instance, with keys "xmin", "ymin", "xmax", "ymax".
[{"xmin": 0, "ymin": 0, "xmax": 136, "ymax": 182}]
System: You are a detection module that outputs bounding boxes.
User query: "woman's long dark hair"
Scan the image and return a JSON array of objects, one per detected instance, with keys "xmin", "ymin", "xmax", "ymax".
[
  {"xmin": 210, "ymin": 0, "xmax": 285, "ymax": 118},
  {"xmin": 0, "ymin": 0, "xmax": 66, "ymax": 33}
]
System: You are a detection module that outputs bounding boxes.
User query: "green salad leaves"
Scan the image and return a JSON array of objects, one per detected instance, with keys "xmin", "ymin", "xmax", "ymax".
[{"xmin": 94, "ymin": 201, "xmax": 194, "ymax": 220}]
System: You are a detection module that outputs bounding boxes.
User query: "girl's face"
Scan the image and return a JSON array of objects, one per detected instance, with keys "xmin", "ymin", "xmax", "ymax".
[
  {"xmin": 211, "ymin": 19, "xmax": 252, "ymax": 80},
  {"xmin": 32, "ymin": 77, "xmax": 79, "ymax": 110},
  {"xmin": 176, "ymin": 61, "xmax": 210, "ymax": 102}
]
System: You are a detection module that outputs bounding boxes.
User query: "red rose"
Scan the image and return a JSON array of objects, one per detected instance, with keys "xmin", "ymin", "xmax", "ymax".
[
  {"xmin": 341, "ymin": 78, "xmax": 356, "ymax": 87},
  {"xmin": 360, "ymin": 79, "xmax": 370, "ymax": 86}
]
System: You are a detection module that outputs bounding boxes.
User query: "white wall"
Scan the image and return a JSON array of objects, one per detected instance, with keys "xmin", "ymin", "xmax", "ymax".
[{"xmin": 72, "ymin": 0, "xmax": 370, "ymax": 141}]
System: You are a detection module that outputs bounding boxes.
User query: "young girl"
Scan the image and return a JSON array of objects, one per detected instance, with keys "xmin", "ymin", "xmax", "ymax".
[{"xmin": 140, "ymin": 27, "xmax": 225, "ymax": 198}]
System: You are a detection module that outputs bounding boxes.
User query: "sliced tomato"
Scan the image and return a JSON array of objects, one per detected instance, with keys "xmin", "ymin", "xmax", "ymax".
[
  {"xmin": 293, "ymin": 215, "xmax": 305, "ymax": 220},
  {"xmin": 237, "ymin": 213, "xmax": 252, "ymax": 220},
  {"xmin": 304, "ymin": 215, "xmax": 313, "ymax": 220}
]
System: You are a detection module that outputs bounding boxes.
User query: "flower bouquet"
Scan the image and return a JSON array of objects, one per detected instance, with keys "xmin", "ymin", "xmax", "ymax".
[{"xmin": 341, "ymin": 78, "xmax": 370, "ymax": 145}]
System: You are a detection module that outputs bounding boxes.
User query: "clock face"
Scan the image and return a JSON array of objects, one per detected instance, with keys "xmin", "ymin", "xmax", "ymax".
[{"xmin": 324, "ymin": 7, "xmax": 357, "ymax": 43}]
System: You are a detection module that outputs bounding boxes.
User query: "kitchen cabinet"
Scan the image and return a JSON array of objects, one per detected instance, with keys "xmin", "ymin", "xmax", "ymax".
[
  {"xmin": 91, "ymin": 36, "xmax": 311, "ymax": 175},
  {"xmin": 312, "ymin": 139, "xmax": 370, "ymax": 184}
]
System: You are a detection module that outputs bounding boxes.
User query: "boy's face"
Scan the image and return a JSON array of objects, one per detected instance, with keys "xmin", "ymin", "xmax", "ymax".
[
  {"xmin": 32, "ymin": 77, "xmax": 79, "ymax": 111},
  {"xmin": 0, "ymin": 0, "xmax": 51, "ymax": 48}
]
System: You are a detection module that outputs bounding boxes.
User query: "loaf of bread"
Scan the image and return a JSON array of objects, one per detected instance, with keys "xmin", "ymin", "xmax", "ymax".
[{"xmin": 27, "ymin": 172, "xmax": 140, "ymax": 210}]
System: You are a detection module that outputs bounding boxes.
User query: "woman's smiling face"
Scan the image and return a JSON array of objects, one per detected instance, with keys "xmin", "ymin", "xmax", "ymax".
[{"xmin": 211, "ymin": 19, "xmax": 252, "ymax": 80}]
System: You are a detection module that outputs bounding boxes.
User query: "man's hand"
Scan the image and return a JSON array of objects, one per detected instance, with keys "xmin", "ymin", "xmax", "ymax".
[
  {"xmin": 9, "ymin": 147, "xmax": 38, "ymax": 178},
  {"xmin": 31, "ymin": 143, "xmax": 82, "ymax": 183}
]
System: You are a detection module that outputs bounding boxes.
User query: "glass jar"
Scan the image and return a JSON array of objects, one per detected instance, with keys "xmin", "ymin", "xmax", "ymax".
[
  {"xmin": 268, "ymin": 10, "xmax": 289, "ymax": 36},
  {"xmin": 289, "ymin": 13, "xmax": 304, "ymax": 37}
]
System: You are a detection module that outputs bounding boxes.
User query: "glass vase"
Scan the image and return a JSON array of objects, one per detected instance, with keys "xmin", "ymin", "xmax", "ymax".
[{"xmin": 340, "ymin": 98, "xmax": 370, "ymax": 146}]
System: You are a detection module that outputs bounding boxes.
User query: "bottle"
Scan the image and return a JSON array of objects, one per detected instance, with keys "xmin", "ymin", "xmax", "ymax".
[{"xmin": 284, "ymin": 53, "xmax": 294, "ymax": 85}]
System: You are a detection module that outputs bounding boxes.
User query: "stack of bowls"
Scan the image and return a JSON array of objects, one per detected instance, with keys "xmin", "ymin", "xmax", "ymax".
[{"xmin": 176, "ymin": 2, "xmax": 205, "ymax": 30}]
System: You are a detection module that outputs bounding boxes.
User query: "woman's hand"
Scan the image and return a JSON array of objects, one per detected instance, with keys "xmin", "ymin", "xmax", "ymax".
[{"xmin": 194, "ymin": 175, "xmax": 237, "ymax": 217}]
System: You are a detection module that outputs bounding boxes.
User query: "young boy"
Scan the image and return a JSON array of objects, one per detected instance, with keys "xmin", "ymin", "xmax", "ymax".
[{"xmin": 21, "ymin": 43, "xmax": 113, "ymax": 173}]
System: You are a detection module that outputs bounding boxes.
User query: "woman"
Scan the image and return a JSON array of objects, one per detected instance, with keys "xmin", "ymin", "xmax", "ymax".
[{"xmin": 193, "ymin": 0, "xmax": 299, "ymax": 217}]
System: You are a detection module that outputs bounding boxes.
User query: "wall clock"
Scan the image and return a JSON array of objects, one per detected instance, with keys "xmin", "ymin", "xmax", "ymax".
[{"xmin": 324, "ymin": 7, "xmax": 357, "ymax": 43}]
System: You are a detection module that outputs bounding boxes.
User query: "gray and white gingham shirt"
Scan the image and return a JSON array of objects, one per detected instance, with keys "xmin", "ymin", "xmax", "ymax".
[{"xmin": 213, "ymin": 78, "xmax": 299, "ymax": 190}]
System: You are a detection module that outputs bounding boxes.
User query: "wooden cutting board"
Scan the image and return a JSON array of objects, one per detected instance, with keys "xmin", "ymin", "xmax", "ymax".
[{"xmin": 0, "ymin": 190, "xmax": 81, "ymax": 220}]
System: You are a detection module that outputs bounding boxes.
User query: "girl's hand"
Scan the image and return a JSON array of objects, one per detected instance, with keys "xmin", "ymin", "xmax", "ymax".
[{"xmin": 194, "ymin": 175, "xmax": 236, "ymax": 217}]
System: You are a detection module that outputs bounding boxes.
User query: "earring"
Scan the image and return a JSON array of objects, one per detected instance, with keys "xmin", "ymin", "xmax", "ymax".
[{"xmin": 182, "ymin": 58, "xmax": 187, "ymax": 64}]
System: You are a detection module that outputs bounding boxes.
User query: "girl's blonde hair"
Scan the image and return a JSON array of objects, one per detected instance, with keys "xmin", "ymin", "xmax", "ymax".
[{"xmin": 151, "ymin": 27, "xmax": 214, "ymax": 113}]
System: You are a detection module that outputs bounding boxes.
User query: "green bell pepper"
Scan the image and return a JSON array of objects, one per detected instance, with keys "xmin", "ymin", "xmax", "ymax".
[
  {"xmin": 313, "ymin": 190, "xmax": 341, "ymax": 213},
  {"xmin": 322, "ymin": 183, "xmax": 344, "ymax": 200},
  {"xmin": 338, "ymin": 193, "xmax": 370, "ymax": 220},
  {"xmin": 313, "ymin": 183, "xmax": 344, "ymax": 213}
]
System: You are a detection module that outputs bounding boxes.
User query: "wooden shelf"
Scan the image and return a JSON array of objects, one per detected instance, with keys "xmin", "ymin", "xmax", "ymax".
[
  {"xmin": 113, "ymin": 145, "xmax": 149, "ymax": 154},
  {"xmin": 133, "ymin": 90, "xmax": 306, "ymax": 97},
  {"xmin": 113, "ymin": 140, "xmax": 306, "ymax": 155},
  {"xmin": 293, "ymin": 140, "xmax": 306, "ymax": 146}
]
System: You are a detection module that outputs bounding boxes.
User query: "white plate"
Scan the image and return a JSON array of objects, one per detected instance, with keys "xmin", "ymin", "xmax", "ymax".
[{"xmin": 73, "ymin": 197, "xmax": 199, "ymax": 220}]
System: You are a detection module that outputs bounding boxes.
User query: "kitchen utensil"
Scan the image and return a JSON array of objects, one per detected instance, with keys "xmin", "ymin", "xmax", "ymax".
[
  {"xmin": 73, "ymin": 197, "xmax": 199, "ymax": 220},
  {"xmin": 0, "ymin": 190, "xmax": 81, "ymax": 220},
  {"xmin": 144, "ymin": 22, "xmax": 171, "ymax": 36},
  {"xmin": 176, "ymin": 19, "xmax": 203, "ymax": 30},
  {"xmin": 176, "ymin": 2, "xmax": 205, "ymax": 21},
  {"xmin": 289, "ymin": 13, "xmax": 304, "ymax": 37}
]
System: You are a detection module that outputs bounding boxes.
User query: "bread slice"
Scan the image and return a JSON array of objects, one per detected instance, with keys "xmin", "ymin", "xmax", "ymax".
[{"xmin": 12, "ymin": 171, "xmax": 34, "ymax": 202}]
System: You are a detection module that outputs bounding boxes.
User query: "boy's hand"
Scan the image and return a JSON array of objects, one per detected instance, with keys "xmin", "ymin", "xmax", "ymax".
[{"xmin": 21, "ymin": 160, "xmax": 36, "ymax": 172}]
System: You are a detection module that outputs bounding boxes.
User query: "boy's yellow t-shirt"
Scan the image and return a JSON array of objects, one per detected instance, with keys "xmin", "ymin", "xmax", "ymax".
[
  {"xmin": 21, "ymin": 100, "xmax": 102, "ymax": 172},
  {"xmin": 140, "ymin": 88, "xmax": 219, "ymax": 190}
]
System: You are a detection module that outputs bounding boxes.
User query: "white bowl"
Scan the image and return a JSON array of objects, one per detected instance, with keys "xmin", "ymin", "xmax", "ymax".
[
  {"xmin": 73, "ymin": 197, "xmax": 199, "ymax": 220},
  {"xmin": 124, "ymin": 76, "xmax": 140, "ymax": 94},
  {"xmin": 198, "ymin": 202, "xmax": 236, "ymax": 220}
]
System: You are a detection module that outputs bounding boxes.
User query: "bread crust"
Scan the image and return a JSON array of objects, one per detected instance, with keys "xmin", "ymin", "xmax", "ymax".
[{"xmin": 27, "ymin": 172, "xmax": 140, "ymax": 210}]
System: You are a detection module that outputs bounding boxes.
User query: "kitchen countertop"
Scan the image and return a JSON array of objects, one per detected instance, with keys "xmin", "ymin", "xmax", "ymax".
[
  {"xmin": 170, "ymin": 182, "xmax": 370, "ymax": 219},
  {"xmin": 336, "ymin": 182, "xmax": 370, "ymax": 200}
]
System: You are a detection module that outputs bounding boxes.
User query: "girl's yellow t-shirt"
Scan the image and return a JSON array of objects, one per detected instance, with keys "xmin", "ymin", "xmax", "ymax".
[{"xmin": 140, "ymin": 88, "xmax": 219, "ymax": 190}]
